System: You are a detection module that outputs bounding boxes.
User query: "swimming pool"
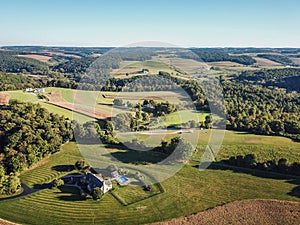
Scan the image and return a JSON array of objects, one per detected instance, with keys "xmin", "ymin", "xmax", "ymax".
[{"xmin": 119, "ymin": 176, "xmax": 128, "ymax": 183}]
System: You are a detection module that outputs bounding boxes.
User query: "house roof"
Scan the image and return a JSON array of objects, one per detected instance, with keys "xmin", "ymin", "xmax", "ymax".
[{"xmin": 84, "ymin": 173, "xmax": 104, "ymax": 188}]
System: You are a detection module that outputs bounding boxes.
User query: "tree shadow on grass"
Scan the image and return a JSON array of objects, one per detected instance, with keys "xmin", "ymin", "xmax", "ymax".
[
  {"xmin": 199, "ymin": 162, "xmax": 300, "ymax": 199},
  {"xmin": 105, "ymin": 150, "xmax": 166, "ymax": 164},
  {"xmin": 102, "ymin": 143, "xmax": 168, "ymax": 164},
  {"xmin": 287, "ymin": 180, "xmax": 300, "ymax": 198},
  {"xmin": 33, "ymin": 183, "xmax": 52, "ymax": 190},
  {"xmin": 56, "ymin": 186, "xmax": 86, "ymax": 202},
  {"xmin": 98, "ymin": 102, "xmax": 113, "ymax": 106},
  {"xmin": 51, "ymin": 164, "xmax": 74, "ymax": 172}
]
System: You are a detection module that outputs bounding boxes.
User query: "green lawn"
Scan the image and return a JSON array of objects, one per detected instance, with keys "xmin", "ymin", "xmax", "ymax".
[
  {"xmin": 6, "ymin": 90, "xmax": 39, "ymax": 102},
  {"xmin": 0, "ymin": 133, "xmax": 298, "ymax": 225},
  {"xmin": 162, "ymin": 109, "xmax": 211, "ymax": 127},
  {"xmin": 193, "ymin": 130, "xmax": 300, "ymax": 163},
  {"xmin": 20, "ymin": 142, "xmax": 83, "ymax": 188}
]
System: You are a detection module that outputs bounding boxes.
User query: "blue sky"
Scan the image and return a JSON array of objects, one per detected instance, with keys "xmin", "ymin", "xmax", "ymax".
[{"xmin": 0, "ymin": 0, "xmax": 299, "ymax": 47}]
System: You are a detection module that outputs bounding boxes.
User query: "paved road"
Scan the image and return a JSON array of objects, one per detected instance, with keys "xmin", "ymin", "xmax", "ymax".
[{"xmin": 0, "ymin": 183, "xmax": 52, "ymax": 201}]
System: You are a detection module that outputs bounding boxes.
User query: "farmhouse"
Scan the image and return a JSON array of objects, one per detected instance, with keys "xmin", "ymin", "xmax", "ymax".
[
  {"xmin": 81, "ymin": 172, "xmax": 112, "ymax": 194},
  {"xmin": 139, "ymin": 68, "xmax": 149, "ymax": 74},
  {"xmin": 25, "ymin": 88, "xmax": 45, "ymax": 93}
]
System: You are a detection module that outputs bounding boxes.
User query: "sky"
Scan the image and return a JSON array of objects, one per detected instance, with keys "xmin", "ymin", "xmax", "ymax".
[{"xmin": 0, "ymin": 0, "xmax": 299, "ymax": 47}]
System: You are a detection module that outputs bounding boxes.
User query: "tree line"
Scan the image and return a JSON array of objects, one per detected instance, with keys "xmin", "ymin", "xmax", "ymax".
[
  {"xmin": 257, "ymin": 54, "xmax": 293, "ymax": 65},
  {"xmin": 223, "ymin": 154, "xmax": 300, "ymax": 176},
  {"xmin": 0, "ymin": 102, "xmax": 73, "ymax": 194},
  {"xmin": 183, "ymin": 49, "xmax": 256, "ymax": 65}
]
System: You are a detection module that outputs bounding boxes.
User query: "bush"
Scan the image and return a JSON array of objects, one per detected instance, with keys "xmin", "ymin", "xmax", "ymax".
[
  {"xmin": 53, "ymin": 179, "xmax": 64, "ymax": 188},
  {"xmin": 92, "ymin": 187, "xmax": 103, "ymax": 200},
  {"xmin": 75, "ymin": 159, "xmax": 86, "ymax": 170}
]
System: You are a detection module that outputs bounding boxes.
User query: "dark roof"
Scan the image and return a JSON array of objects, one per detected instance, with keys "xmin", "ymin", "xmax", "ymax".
[{"xmin": 83, "ymin": 173, "xmax": 103, "ymax": 188}]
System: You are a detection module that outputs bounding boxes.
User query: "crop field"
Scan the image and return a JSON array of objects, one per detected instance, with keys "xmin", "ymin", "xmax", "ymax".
[
  {"xmin": 154, "ymin": 199, "xmax": 300, "ymax": 225},
  {"xmin": 112, "ymin": 60, "xmax": 176, "ymax": 77},
  {"xmin": 291, "ymin": 57, "xmax": 300, "ymax": 65},
  {"xmin": 17, "ymin": 54, "xmax": 52, "ymax": 62},
  {"xmin": 254, "ymin": 57, "xmax": 282, "ymax": 66},
  {"xmin": 0, "ymin": 139, "xmax": 299, "ymax": 225},
  {"xmin": 207, "ymin": 61, "xmax": 244, "ymax": 67},
  {"xmin": 153, "ymin": 56, "xmax": 209, "ymax": 76},
  {"xmin": 45, "ymin": 88, "xmax": 192, "ymax": 119},
  {"xmin": 5, "ymin": 90, "xmax": 93, "ymax": 123},
  {"xmin": 5, "ymin": 88, "xmax": 204, "ymax": 124}
]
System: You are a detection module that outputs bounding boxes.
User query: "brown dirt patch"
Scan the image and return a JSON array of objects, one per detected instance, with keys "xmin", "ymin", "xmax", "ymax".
[
  {"xmin": 46, "ymin": 91, "xmax": 111, "ymax": 119},
  {"xmin": 17, "ymin": 54, "xmax": 52, "ymax": 62},
  {"xmin": 0, "ymin": 93, "xmax": 10, "ymax": 106},
  {"xmin": 254, "ymin": 57, "xmax": 282, "ymax": 66},
  {"xmin": 46, "ymin": 51, "xmax": 81, "ymax": 58},
  {"xmin": 291, "ymin": 58, "xmax": 300, "ymax": 65},
  {"xmin": 152, "ymin": 199, "xmax": 300, "ymax": 225},
  {"xmin": 207, "ymin": 61, "xmax": 244, "ymax": 67},
  {"xmin": 0, "ymin": 218, "xmax": 19, "ymax": 225}
]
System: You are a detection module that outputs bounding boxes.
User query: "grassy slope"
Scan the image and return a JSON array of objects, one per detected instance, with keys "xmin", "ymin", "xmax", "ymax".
[
  {"xmin": 20, "ymin": 142, "xmax": 82, "ymax": 188},
  {"xmin": 194, "ymin": 130, "xmax": 300, "ymax": 163},
  {"xmin": 0, "ymin": 131, "xmax": 299, "ymax": 225},
  {"xmin": 6, "ymin": 90, "xmax": 94, "ymax": 123}
]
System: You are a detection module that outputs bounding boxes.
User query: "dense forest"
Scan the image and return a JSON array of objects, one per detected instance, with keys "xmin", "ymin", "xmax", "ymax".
[
  {"xmin": 52, "ymin": 57, "xmax": 96, "ymax": 74},
  {"xmin": 1, "ymin": 46, "xmax": 113, "ymax": 57},
  {"xmin": 0, "ymin": 102, "xmax": 73, "ymax": 194},
  {"xmin": 0, "ymin": 56, "xmax": 49, "ymax": 74},
  {"xmin": 0, "ymin": 73, "xmax": 44, "ymax": 91},
  {"xmin": 224, "ymin": 81, "xmax": 300, "ymax": 140},
  {"xmin": 235, "ymin": 68, "xmax": 300, "ymax": 92},
  {"xmin": 188, "ymin": 49, "xmax": 256, "ymax": 65}
]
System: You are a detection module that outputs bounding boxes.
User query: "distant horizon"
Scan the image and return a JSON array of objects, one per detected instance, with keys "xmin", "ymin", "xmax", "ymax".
[{"xmin": 1, "ymin": 44, "xmax": 300, "ymax": 49}]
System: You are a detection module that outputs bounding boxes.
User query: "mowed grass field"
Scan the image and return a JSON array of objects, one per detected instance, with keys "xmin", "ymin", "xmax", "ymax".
[
  {"xmin": 20, "ymin": 142, "xmax": 83, "ymax": 188},
  {"xmin": 1, "ymin": 130, "xmax": 300, "ymax": 225},
  {"xmin": 193, "ymin": 130, "xmax": 300, "ymax": 163},
  {"xmin": 0, "ymin": 136, "xmax": 299, "ymax": 225},
  {"xmin": 5, "ymin": 90, "xmax": 93, "ymax": 123}
]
